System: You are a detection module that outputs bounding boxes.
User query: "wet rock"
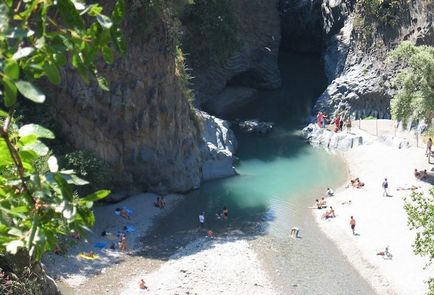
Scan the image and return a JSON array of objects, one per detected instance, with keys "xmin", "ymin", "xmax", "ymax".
[
  {"xmin": 238, "ymin": 120, "xmax": 274, "ymax": 135},
  {"xmin": 199, "ymin": 111, "xmax": 238, "ymax": 181}
]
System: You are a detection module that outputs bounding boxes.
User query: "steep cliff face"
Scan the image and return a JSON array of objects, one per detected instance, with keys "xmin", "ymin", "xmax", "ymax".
[
  {"xmin": 315, "ymin": 0, "xmax": 433, "ymax": 118},
  {"xmin": 50, "ymin": 8, "xmax": 205, "ymax": 193},
  {"xmin": 186, "ymin": 0, "xmax": 281, "ymax": 115}
]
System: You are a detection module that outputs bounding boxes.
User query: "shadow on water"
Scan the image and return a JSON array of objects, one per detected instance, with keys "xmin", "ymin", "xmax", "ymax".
[
  {"xmin": 138, "ymin": 182, "xmax": 273, "ymax": 260},
  {"xmin": 135, "ymin": 52, "xmax": 329, "ymax": 261}
]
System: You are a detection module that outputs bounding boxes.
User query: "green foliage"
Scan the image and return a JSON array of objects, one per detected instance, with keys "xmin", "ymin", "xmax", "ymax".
[
  {"xmin": 404, "ymin": 189, "xmax": 434, "ymax": 293},
  {"xmin": 175, "ymin": 46, "xmax": 194, "ymax": 104},
  {"xmin": 0, "ymin": 266, "xmax": 42, "ymax": 295},
  {"xmin": 353, "ymin": 0, "xmax": 408, "ymax": 44},
  {"xmin": 0, "ymin": 0, "xmax": 124, "ymax": 262},
  {"xmin": 182, "ymin": 0, "xmax": 239, "ymax": 68},
  {"xmin": 175, "ymin": 46, "xmax": 202, "ymax": 134},
  {"xmin": 61, "ymin": 150, "xmax": 110, "ymax": 192},
  {"xmin": 389, "ymin": 42, "xmax": 434, "ymax": 123}
]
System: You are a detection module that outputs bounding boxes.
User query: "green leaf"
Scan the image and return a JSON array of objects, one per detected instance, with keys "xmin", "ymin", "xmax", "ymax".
[
  {"xmin": 6, "ymin": 240, "xmax": 24, "ymax": 254},
  {"xmin": 4, "ymin": 27, "xmax": 34, "ymax": 38},
  {"xmin": 2, "ymin": 77, "xmax": 17, "ymax": 107},
  {"xmin": 71, "ymin": 0, "xmax": 85, "ymax": 10},
  {"xmin": 43, "ymin": 63, "xmax": 61, "ymax": 85},
  {"xmin": 11, "ymin": 206, "xmax": 29, "ymax": 214},
  {"xmin": 82, "ymin": 190, "xmax": 110, "ymax": 202},
  {"xmin": 8, "ymin": 227, "xmax": 24, "ymax": 237},
  {"xmin": 21, "ymin": 141, "xmax": 49, "ymax": 156},
  {"xmin": 96, "ymin": 74, "xmax": 109, "ymax": 91},
  {"xmin": 101, "ymin": 46, "xmax": 113, "ymax": 64},
  {"xmin": 0, "ymin": 138, "xmax": 13, "ymax": 166},
  {"xmin": 111, "ymin": 0, "xmax": 125, "ymax": 23},
  {"xmin": 19, "ymin": 150, "xmax": 36, "ymax": 171},
  {"xmin": 0, "ymin": 223, "xmax": 8, "ymax": 233},
  {"xmin": 96, "ymin": 14, "xmax": 113, "ymax": 29},
  {"xmin": 4, "ymin": 61, "xmax": 19, "ymax": 79},
  {"xmin": 15, "ymin": 80, "xmax": 46, "ymax": 103},
  {"xmin": 53, "ymin": 174, "xmax": 73, "ymax": 201},
  {"xmin": 0, "ymin": 109, "xmax": 8, "ymax": 117},
  {"xmin": 53, "ymin": 53, "xmax": 67, "ymax": 66},
  {"xmin": 48, "ymin": 156, "xmax": 59, "ymax": 173},
  {"xmin": 12, "ymin": 47, "xmax": 35, "ymax": 60},
  {"xmin": 63, "ymin": 174, "xmax": 89, "ymax": 186},
  {"xmin": 86, "ymin": 4, "xmax": 103, "ymax": 16},
  {"xmin": 57, "ymin": 0, "xmax": 84, "ymax": 30},
  {"xmin": 19, "ymin": 124, "xmax": 55, "ymax": 139}
]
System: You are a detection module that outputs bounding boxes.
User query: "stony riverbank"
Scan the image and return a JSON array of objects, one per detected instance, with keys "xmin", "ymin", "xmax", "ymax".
[{"xmin": 313, "ymin": 142, "xmax": 434, "ymax": 294}]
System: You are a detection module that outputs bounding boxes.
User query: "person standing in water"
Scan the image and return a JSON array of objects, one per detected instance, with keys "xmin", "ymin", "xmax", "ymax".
[
  {"xmin": 199, "ymin": 212, "xmax": 205, "ymax": 228},
  {"xmin": 223, "ymin": 207, "xmax": 228, "ymax": 220},
  {"xmin": 350, "ymin": 216, "xmax": 356, "ymax": 235}
]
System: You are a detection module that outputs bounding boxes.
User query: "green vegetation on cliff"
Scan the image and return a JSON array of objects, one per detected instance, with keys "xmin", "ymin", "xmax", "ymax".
[
  {"xmin": 405, "ymin": 189, "xmax": 434, "ymax": 294},
  {"xmin": 181, "ymin": 0, "xmax": 239, "ymax": 68},
  {"xmin": 0, "ymin": 0, "xmax": 124, "ymax": 292},
  {"xmin": 353, "ymin": 0, "xmax": 409, "ymax": 44},
  {"xmin": 389, "ymin": 42, "xmax": 434, "ymax": 123}
]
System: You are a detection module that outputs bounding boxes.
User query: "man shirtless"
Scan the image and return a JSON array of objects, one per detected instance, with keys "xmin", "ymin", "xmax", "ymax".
[{"xmin": 350, "ymin": 216, "xmax": 356, "ymax": 235}]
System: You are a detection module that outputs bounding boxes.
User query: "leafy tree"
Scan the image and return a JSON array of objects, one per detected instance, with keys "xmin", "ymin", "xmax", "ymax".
[
  {"xmin": 389, "ymin": 42, "xmax": 434, "ymax": 123},
  {"xmin": 404, "ymin": 189, "xmax": 434, "ymax": 294},
  {"xmin": 0, "ymin": 0, "xmax": 124, "ymax": 264}
]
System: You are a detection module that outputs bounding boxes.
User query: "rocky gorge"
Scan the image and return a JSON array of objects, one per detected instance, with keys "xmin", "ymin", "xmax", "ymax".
[{"xmin": 47, "ymin": 0, "xmax": 433, "ymax": 193}]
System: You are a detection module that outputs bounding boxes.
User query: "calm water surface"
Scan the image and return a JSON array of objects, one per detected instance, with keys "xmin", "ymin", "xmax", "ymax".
[{"xmin": 142, "ymin": 53, "xmax": 374, "ymax": 294}]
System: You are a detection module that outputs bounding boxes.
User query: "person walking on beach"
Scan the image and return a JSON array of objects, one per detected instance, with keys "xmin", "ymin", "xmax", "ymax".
[
  {"xmin": 199, "ymin": 212, "xmax": 205, "ymax": 228},
  {"xmin": 350, "ymin": 216, "xmax": 356, "ymax": 235},
  {"xmin": 426, "ymin": 138, "xmax": 432, "ymax": 158},
  {"xmin": 382, "ymin": 178, "xmax": 389, "ymax": 197}
]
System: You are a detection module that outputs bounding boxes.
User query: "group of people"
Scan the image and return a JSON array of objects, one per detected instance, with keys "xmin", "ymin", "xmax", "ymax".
[
  {"xmin": 316, "ymin": 112, "xmax": 352, "ymax": 133},
  {"xmin": 315, "ymin": 197, "xmax": 328, "ymax": 209},
  {"xmin": 350, "ymin": 177, "xmax": 365, "ymax": 188},
  {"xmin": 199, "ymin": 206, "xmax": 229, "ymax": 229},
  {"xmin": 153, "ymin": 196, "xmax": 166, "ymax": 209}
]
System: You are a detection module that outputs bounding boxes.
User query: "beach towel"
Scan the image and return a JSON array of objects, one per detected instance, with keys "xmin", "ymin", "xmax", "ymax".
[
  {"xmin": 79, "ymin": 252, "xmax": 100, "ymax": 260},
  {"xmin": 94, "ymin": 242, "xmax": 107, "ymax": 249},
  {"xmin": 114, "ymin": 207, "xmax": 134, "ymax": 216},
  {"xmin": 124, "ymin": 225, "xmax": 136, "ymax": 233},
  {"xmin": 105, "ymin": 232, "xmax": 117, "ymax": 240}
]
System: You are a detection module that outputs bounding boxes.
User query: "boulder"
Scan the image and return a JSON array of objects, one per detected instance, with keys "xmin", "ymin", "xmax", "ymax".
[
  {"xmin": 198, "ymin": 111, "xmax": 238, "ymax": 181},
  {"xmin": 238, "ymin": 119, "xmax": 274, "ymax": 135}
]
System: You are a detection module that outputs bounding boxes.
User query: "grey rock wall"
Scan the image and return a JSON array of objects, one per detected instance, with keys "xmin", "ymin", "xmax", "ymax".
[
  {"xmin": 50, "ymin": 11, "xmax": 203, "ymax": 193},
  {"xmin": 193, "ymin": 0, "xmax": 281, "ymax": 113},
  {"xmin": 315, "ymin": 0, "xmax": 433, "ymax": 119}
]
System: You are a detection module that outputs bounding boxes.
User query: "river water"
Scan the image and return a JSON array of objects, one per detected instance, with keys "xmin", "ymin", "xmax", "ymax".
[{"xmin": 141, "ymin": 53, "xmax": 374, "ymax": 294}]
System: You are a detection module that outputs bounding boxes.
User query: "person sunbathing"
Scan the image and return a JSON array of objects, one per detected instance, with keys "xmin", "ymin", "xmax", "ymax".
[
  {"xmin": 120, "ymin": 208, "xmax": 130, "ymax": 219},
  {"xmin": 139, "ymin": 279, "xmax": 148, "ymax": 290},
  {"xmin": 322, "ymin": 206, "xmax": 335, "ymax": 219},
  {"xmin": 319, "ymin": 197, "xmax": 327, "ymax": 209},
  {"xmin": 351, "ymin": 178, "xmax": 364, "ymax": 188}
]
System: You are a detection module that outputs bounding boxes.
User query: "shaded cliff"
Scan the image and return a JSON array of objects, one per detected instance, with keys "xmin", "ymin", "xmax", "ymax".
[
  {"xmin": 50, "ymin": 5, "xmax": 202, "ymax": 193},
  {"xmin": 182, "ymin": 0, "xmax": 282, "ymax": 115}
]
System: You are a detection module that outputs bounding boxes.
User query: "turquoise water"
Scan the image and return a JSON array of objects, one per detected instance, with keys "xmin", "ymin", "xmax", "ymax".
[{"xmin": 141, "ymin": 53, "xmax": 374, "ymax": 293}]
